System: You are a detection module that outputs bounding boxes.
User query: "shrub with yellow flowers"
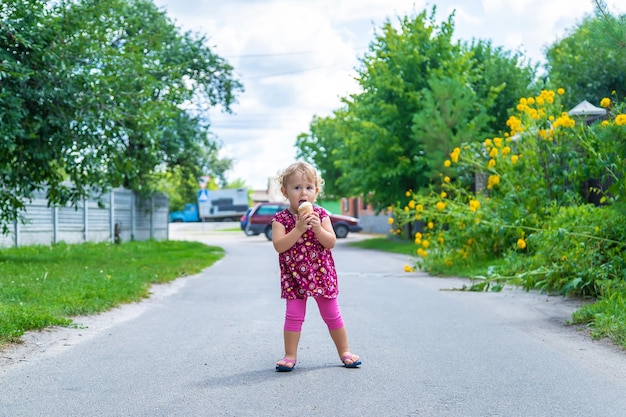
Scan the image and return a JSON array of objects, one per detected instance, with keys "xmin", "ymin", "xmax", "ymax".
[{"xmin": 393, "ymin": 89, "xmax": 626, "ymax": 296}]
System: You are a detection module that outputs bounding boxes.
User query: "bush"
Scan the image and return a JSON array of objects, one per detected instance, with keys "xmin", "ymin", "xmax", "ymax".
[{"xmin": 392, "ymin": 89, "xmax": 626, "ymax": 297}]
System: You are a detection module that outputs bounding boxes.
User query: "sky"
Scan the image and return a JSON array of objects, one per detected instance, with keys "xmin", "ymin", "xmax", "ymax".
[{"xmin": 151, "ymin": 0, "xmax": 625, "ymax": 191}]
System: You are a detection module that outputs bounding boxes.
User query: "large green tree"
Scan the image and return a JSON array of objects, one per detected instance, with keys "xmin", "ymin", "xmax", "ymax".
[
  {"xmin": 297, "ymin": 7, "xmax": 535, "ymax": 211},
  {"xmin": 545, "ymin": 2, "xmax": 626, "ymax": 107},
  {"xmin": 0, "ymin": 0, "xmax": 242, "ymax": 232}
]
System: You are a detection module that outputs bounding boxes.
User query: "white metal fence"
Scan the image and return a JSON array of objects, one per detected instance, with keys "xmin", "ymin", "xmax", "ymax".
[{"xmin": 0, "ymin": 188, "xmax": 169, "ymax": 248}]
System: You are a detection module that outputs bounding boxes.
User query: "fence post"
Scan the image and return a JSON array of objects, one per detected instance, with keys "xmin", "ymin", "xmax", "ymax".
[
  {"xmin": 83, "ymin": 197, "xmax": 88, "ymax": 242},
  {"xmin": 53, "ymin": 206, "xmax": 58, "ymax": 244},
  {"xmin": 150, "ymin": 195, "xmax": 155, "ymax": 239},
  {"xmin": 109, "ymin": 191, "xmax": 115, "ymax": 244},
  {"xmin": 14, "ymin": 219, "xmax": 19, "ymax": 248},
  {"xmin": 131, "ymin": 191, "xmax": 136, "ymax": 241}
]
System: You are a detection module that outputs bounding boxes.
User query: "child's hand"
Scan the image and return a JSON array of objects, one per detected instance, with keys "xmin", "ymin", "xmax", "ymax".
[
  {"xmin": 306, "ymin": 212, "xmax": 322, "ymax": 234},
  {"xmin": 296, "ymin": 213, "xmax": 312, "ymax": 233}
]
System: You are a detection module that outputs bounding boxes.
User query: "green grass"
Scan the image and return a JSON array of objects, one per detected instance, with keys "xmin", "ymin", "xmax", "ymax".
[
  {"xmin": 572, "ymin": 286, "xmax": 626, "ymax": 349},
  {"xmin": 348, "ymin": 236, "xmax": 502, "ymax": 277},
  {"xmin": 0, "ymin": 240, "xmax": 223, "ymax": 346},
  {"xmin": 349, "ymin": 236, "xmax": 416, "ymax": 256}
]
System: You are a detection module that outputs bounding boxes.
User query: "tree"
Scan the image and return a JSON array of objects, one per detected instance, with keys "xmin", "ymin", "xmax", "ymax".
[
  {"xmin": 296, "ymin": 7, "xmax": 535, "ymax": 211},
  {"xmin": 545, "ymin": 3, "xmax": 626, "ymax": 107},
  {"xmin": 330, "ymin": 8, "xmax": 462, "ymax": 210},
  {"xmin": 0, "ymin": 0, "xmax": 242, "ymax": 232},
  {"xmin": 296, "ymin": 111, "xmax": 351, "ymax": 199}
]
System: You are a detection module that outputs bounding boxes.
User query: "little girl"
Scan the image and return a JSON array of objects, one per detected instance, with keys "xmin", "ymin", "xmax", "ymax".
[{"xmin": 271, "ymin": 161, "xmax": 361, "ymax": 372}]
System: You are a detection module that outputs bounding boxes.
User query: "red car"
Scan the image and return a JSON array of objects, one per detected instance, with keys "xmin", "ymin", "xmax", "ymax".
[{"xmin": 244, "ymin": 202, "xmax": 362, "ymax": 241}]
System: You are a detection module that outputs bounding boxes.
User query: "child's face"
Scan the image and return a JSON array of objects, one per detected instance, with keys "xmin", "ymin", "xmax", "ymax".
[{"xmin": 282, "ymin": 171, "xmax": 318, "ymax": 211}]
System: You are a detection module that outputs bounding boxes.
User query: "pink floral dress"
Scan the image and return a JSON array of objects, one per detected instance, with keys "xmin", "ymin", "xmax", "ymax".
[{"xmin": 272, "ymin": 207, "xmax": 338, "ymax": 300}]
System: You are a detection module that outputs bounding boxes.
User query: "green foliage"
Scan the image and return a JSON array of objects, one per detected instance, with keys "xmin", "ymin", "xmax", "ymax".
[
  {"xmin": 0, "ymin": 240, "xmax": 223, "ymax": 345},
  {"xmin": 348, "ymin": 236, "xmax": 416, "ymax": 256},
  {"xmin": 465, "ymin": 40, "xmax": 538, "ymax": 133},
  {"xmin": 0, "ymin": 0, "xmax": 242, "ymax": 233},
  {"xmin": 296, "ymin": 7, "xmax": 535, "ymax": 212},
  {"xmin": 572, "ymin": 281, "xmax": 626, "ymax": 349},
  {"xmin": 394, "ymin": 88, "xmax": 626, "ymax": 298},
  {"xmin": 546, "ymin": 9, "xmax": 626, "ymax": 108}
]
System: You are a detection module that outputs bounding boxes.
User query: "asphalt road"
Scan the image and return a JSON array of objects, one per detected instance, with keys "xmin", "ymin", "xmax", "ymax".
[{"xmin": 2, "ymin": 225, "xmax": 626, "ymax": 417}]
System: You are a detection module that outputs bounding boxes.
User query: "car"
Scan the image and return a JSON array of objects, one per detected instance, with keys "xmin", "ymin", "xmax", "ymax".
[
  {"xmin": 240, "ymin": 208, "xmax": 252, "ymax": 235},
  {"xmin": 244, "ymin": 202, "xmax": 362, "ymax": 241}
]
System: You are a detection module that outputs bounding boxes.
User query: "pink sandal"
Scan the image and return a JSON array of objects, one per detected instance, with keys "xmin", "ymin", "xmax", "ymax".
[
  {"xmin": 341, "ymin": 354, "xmax": 362, "ymax": 368},
  {"xmin": 276, "ymin": 357, "xmax": 296, "ymax": 372}
]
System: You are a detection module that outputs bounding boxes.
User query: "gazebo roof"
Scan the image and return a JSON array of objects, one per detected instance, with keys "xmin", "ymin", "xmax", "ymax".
[{"xmin": 568, "ymin": 100, "xmax": 607, "ymax": 117}]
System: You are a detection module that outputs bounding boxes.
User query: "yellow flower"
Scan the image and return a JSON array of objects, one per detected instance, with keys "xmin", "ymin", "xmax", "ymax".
[
  {"xmin": 438, "ymin": 237, "xmax": 444, "ymax": 245},
  {"xmin": 444, "ymin": 160, "xmax": 451, "ymax": 167},
  {"xmin": 440, "ymin": 192, "xmax": 447, "ymax": 199},
  {"xmin": 493, "ymin": 137, "xmax": 503, "ymax": 148},
  {"xmin": 436, "ymin": 201, "xmax": 446, "ymax": 211},
  {"xmin": 427, "ymin": 221, "xmax": 434, "ymax": 229},
  {"xmin": 489, "ymin": 148, "xmax": 499, "ymax": 158},
  {"xmin": 416, "ymin": 204, "xmax": 424, "ymax": 212},
  {"xmin": 414, "ymin": 232, "xmax": 423, "ymax": 242},
  {"xmin": 517, "ymin": 238, "xmax": 527, "ymax": 250},
  {"xmin": 615, "ymin": 114, "xmax": 626, "ymax": 126},
  {"xmin": 417, "ymin": 248, "xmax": 427, "ymax": 258},
  {"xmin": 408, "ymin": 200, "xmax": 416, "ymax": 209},
  {"xmin": 387, "ymin": 217, "xmax": 394, "ymax": 225},
  {"xmin": 487, "ymin": 175, "xmax": 500, "ymax": 189},
  {"xmin": 600, "ymin": 97, "xmax": 611, "ymax": 108},
  {"xmin": 557, "ymin": 88, "xmax": 565, "ymax": 95},
  {"xmin": 450, "ymin": 147, "xmax": 461, "ymax": 163},
  {"xmin": 444, "ymin": 176, "xmax": 451, "ymax": 183},
  {"xmin": 501, "ymin": 146, "xmax": 511, "ymax": 156},
  {"xmin": 405, "ymin": 190, "xmax": 412, "ymax": 197},
  {"xmin": 421, "ymin": 240, "xmax": 430, "ymax": 248},
  {"xmin": 511, "ymin": 155, "xmax": 519, "ymax": 164},
  {"xmin": 469, "ymin": 199, "xmax": 480, "ymax": 212},
  {"xmin": 488, "ymin": 159, "xmax": 496, "ymax": 169},
  {"xmin": 404, "ymin": 265, "xmax": 415, "ymax": 272}
]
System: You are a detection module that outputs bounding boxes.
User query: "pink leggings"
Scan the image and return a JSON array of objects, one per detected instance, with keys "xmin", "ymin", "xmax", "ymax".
[{"xmin": 284, "ymin": 297, "xmax": 345, "ymax": 332}]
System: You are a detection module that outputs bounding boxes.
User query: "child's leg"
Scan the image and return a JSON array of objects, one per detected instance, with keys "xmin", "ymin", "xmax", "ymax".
[
  {"xmin": 277, "ymin": 298, "xmax": 307, "ymax": 368},
  {"xmin": 315, "ymin": 297, "xmax": 360, "ymax": 365}
]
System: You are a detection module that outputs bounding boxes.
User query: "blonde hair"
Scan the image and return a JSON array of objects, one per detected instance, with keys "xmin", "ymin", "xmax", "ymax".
[{"xmin": 278, "ymin": 161, "xmax": 325, "ymax": 195}]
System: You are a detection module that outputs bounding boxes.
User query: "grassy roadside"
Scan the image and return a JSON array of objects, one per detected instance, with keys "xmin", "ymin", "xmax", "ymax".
[
  {"xmin": 348, "ymin": 236, "xmax": 502, "ymax": 277},
  {"xmin": 0, "ymin": 240, "xmax": 223, "ymax": 347},
  {"xmin": 349, "ymin": 236, "xmax": 626, "ymax": 350}
]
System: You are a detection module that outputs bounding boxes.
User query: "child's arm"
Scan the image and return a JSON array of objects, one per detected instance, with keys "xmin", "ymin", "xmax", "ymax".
[
  {"xmin": 310, "ymin": 213, "xmax": 336, "ymax": 249},
  {"xmin": 272, "ymin": 217, "xmax": 309, "ymax": 253}
]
